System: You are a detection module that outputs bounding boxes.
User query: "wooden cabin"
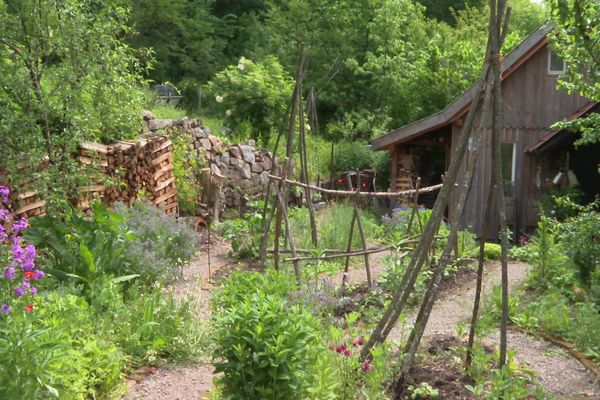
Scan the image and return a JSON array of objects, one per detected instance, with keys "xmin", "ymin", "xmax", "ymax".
[{"xmin": 371, "ymin": 24, "xmax": 599, "ymax": 237}]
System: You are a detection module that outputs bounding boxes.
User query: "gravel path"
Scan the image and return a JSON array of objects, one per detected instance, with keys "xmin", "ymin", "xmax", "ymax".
[
  {"xmin": 121, "ymin": 238, "xmax": 233, "ymax": 400},
  {"xmin": 123, "ymin": 242, "xmax": 600, "ymax": 399},
  {"xmin": 386, "ymin": 260, "xmax": 600, "ymax": 399}
]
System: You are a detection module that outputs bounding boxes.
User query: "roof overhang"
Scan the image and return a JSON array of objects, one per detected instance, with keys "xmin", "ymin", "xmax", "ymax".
[
  {"xmin": 371, "ymin": 24, "xmax": 553, "ymax": 151},
  {"xmin": 527, "ymin": 101, "xmax": 599, "ymax": 154}
]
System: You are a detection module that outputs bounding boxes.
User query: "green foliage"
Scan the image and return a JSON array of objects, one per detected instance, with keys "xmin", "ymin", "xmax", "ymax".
[
  {"xmin": 468, "ymin": 242, "xmax": 502, "ymax": 260},
  {"xmin": 116, "ymin": 201, "xmax": 200, "ymax": 283},
  {"xmin": 409, "ymin": 382, "xmax": 439, "ymax": 399},
  {"xmin": 558, "ymin": 200, "xmax": 600, "ymax": 287},
  {"xmin": 513, "ymin": 291, "xmax": 600, "ymax": 362},
  {"xmin": 549, "ymin": 0, "xmax": 600, "ymax": 144},
  {"xmin": 172, "ymin": 134, "xmax": 204, "ymax": 215},
  {"xmin": 212, "ymin": 270, "xmax": 318, "ymax": 399},
  {"xmin": 204, "ymin": 56, "xmax": 294, "ymax": 144},
  {"xmin": 217, "ymin": 202, "xmax": 264, "ymax": 259},
  {"xmin": 0, "ymin": 292, "xmax": 126, "ymax": 400},
  {"xmin": 128, "ymin": 0, "xmax": 224, "ymax": 84},
  {"xmin": 25, "ymin": 205, "xmax": 138, "ymax": 298},
  {"xmin": 333, "ymin": 142, "xmax": 376, "ymax": 173},
  {"xmin": 0, "ymin": 0, "xmax": 146, "ymax": 209}
]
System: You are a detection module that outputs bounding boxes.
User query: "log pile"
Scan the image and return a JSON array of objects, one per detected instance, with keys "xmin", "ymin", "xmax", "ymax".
[{"xmin": 78, "ymin": 136, "xmax": 178, "ymax": 214}]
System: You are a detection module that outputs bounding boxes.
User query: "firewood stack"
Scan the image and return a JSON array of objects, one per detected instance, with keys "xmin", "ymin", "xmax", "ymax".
[{"xmin": 77, "ymin": 136, "xmax": 177, "ymax": 214}]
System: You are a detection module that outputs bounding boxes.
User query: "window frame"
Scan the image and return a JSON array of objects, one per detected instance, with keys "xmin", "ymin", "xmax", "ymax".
[{"xmin": 548, "ymin": 49, "xmax": 567, "ymax": 75}]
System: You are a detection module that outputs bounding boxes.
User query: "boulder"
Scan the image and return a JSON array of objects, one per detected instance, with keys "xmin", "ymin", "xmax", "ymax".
[
  {"xmin": 229, "ymin": 146, "xmax": 241, "ymax": 159},
  {"xmin": 251, "ymin": 163, "xmax": 264, "ymax": 173},
  {"xmin": 201, "ymin": 138, "xmax": 212, "ymax": 150},
  {"xmin": 148, "ymin": 119, "xmax": 176, "ymax": 131},
  {"xmin": 142, "ymin": 110, "xmax": 156, "ymax": 121},
  {"xmin": 240, "ymin": 163, "xmax": 252, "ymax": 180},
  {"xmin": 240, "ymin": 145, "xmax": 255, "ymax": 163}
]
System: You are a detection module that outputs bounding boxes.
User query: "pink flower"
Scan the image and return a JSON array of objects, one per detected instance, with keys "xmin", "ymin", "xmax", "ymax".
[
  {"xmin": 357, "ymin": 336, "xmax": 365, "ymax": 346},
  {"xmin": 343, "ymin": 349, "xmax": 351, "ymax": 357},
  {"xmin": 328, "ymin": 343, "xmax": 335, "ymax": 351},
  {"xmin": 362, "ymin": 361, "xmax": 372, "ymax": 372},
  {"xmin": 24, "ymin": 304, "xmax": 33, "ymax": 312}
]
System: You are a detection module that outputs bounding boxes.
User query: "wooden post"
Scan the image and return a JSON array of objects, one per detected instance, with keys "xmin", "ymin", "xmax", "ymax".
[
  {"xmin": 353, "ymin": 173, "xmax": 372, "ymax": 287},
  {"xmin": 298, "ymin": 79, "xmax": 318, "ymax": 247}
]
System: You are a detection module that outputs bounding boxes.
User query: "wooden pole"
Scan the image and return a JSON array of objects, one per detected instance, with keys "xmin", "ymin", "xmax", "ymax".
[
  {"xmin": 341, "ymin": 176, "xmax": 357, "ymax": 290},
  {"xmin": 298, "ymin": 76, "xmax": 318, "ymax": 247},
  {"xmin": 361, "ymin": 30, "xmax": 494, "ymax": 360},
  {"xmin": 267, "ymin": 174, "xmax": 442, "ymax": 198},
  {"xmin": 352, "ymin": 173, "xmax": 372, "ymax": 287}
]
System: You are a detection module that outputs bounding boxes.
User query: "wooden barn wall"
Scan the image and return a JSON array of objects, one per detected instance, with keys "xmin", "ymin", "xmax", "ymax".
[{"xmin": 501, "ymin": 43, "xmax": 589, "ymax": 129}]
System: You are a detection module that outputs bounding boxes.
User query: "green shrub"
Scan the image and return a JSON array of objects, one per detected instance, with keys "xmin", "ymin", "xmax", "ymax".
[
  {"xmin": 216, "ymin": 202, "xmax": 264, "ymax": 259},
  {"xmin": 104, "ymin": 283, "xmax": 208, "ymax": 365},
  {"xmin": 333, "ymin": 141, "xmax": 375, "ymax": 173},
  {"xmin": 213, "ymin": 271, "xmax": 318, "ymax": 399},
  {"xmin": 25, "ymin": 205, "xmax": 138, "ymax": 298},
  {"xmin": 204, "ymin": 56, "xmax": 293, "ymax": 144},
  {"xmin": 0, "ymin": 291, "xmax": 126, "ymax": 400},
  {"xmin": 558, "ymin": 202, "xmax": 600, "ymax": 287},
  {"xmin": 172, "ymin": 134, "xmax": 205, "ymax": 216},
  {"xmin": 116, "ymin": 201, "xmax": 200, "ymax": 283},
  {"xmin": 468, "ymin": 242, "xmax": 502, "ymax": 260},
  {"xmin": 212, "ymin": 270, "xmax": 296, "ymax": 312}
]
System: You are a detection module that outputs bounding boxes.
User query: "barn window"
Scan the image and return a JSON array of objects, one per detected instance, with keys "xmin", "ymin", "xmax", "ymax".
[
  {"xmin": 548, "ymin": 49, "xmax": 566, "ymax": 74},
  {"xmin": 501, "ymin": 142, "xmax": 517, "ymax": 195}
]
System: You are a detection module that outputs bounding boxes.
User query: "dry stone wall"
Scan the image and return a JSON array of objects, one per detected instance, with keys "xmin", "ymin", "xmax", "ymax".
[{"xmin": 143, "ymin": 112, "xmax": 278, "ymax": 211}]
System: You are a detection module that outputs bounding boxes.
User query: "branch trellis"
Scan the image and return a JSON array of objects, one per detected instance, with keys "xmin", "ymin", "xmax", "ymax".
[{"xmin": 258, "ymin": 45, "xmax": 441, "ymax": 286}]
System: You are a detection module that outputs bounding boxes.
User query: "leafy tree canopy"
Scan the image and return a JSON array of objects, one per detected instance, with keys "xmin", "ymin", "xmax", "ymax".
[
  {"xmin": 549, "ymin": 0, "xmax": 600, "ymax": 144},
  {"xmin": 0, "ymin": 0, "xmax": 146, "ymax": 208}
]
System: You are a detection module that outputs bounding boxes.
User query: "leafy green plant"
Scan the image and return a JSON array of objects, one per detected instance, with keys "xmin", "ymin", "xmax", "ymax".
[
  {"xmin": 217, "ymin": 200, "xmax": 264, "ymax": 259},
  {"xmin": 213, "ymin": 291, "xmax": 318, "ymax": 399},
  {"xmin": 204, "ymin": 56, "xmax": 293, "ymax": 144},
  {"xmin": 558, "ymin": 200, "xmax": 600, "ymax": 288},
  {"xmin": 409, "ymin": 382, "xmax": 439, "ymax": 398},
  {"xmin": 171, "ymin": 134, "xmax": 205, "ymax": 216},
  {"xmin": 115, "ymin": 201, "xmax": 200, "ymax": 283},
  {"xmin": 25, "ymin": 205, "xmax": 138, "ymax": 297}
]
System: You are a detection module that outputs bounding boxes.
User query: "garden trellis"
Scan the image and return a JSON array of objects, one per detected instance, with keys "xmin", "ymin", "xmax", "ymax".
[{"xmin": 258, "ymin": 44, "xmax": 443, "ymax": 286}]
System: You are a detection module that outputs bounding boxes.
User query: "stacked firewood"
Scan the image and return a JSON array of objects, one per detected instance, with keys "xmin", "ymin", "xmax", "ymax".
[{"xmin": 78, "ymin": 136, "xmax": 177, "ymax": 214}]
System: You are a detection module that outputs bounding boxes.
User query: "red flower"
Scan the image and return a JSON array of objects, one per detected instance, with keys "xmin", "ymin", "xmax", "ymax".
[
  {"xmin": 362, "ymin": 361, "xmax": 372, "ymax": 372},
  {"xmin": 357, "ymin": 336, "xmax": 365, "ymax": 346},
  {"xmin": 25, "ymin": 304, "xmax": 33, "ymax": 312},
  {"xmin": 24, "ymin": 271, "xmax": 35, "ymax": 279},
  {"xmin": 335, "ymin": 345, "xmax": 343, "ymax": 353},
  {"xmin": 343, "ymin": 349, "xmax": 351, "ymax": 357}
]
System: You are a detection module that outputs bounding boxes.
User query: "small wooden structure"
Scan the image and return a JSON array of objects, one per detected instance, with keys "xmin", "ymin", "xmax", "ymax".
[{"xmin": 372, "ymin": 24, "xmax": 599, "ymax": 236}]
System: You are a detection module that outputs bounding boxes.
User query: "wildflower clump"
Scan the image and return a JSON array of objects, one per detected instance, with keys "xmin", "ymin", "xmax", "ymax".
[{"xmin": 0, "ymin": 186, "xmax": 44, "ymax": 315}]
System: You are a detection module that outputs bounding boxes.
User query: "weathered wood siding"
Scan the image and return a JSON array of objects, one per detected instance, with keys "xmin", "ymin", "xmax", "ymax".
[{"xmin": 450, "ymin": 44, "xmax": 588, "ymax": 236}]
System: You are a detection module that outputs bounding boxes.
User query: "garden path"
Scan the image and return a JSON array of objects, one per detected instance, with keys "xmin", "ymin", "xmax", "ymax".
[
  {"xmin": 121, "ymin": 237, "xmax": 232, "ymax": 400},
  {"xmin": 383, "ymin": 260, "xmax": 600, "ymax": 399},
  {"xmin": 124, "ymin": 243, "xmax": 599, "ymax": 400}
]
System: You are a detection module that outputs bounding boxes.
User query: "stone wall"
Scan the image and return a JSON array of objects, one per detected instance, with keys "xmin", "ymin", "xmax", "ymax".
[{"xmin": 143, "ymin": 112, "xmax": 276, "ymax": 211}]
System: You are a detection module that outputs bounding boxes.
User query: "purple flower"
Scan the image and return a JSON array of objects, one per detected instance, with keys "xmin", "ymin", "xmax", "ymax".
[
  {"xmin": 21, "ymin": 280, "xmax": 30, "ymax": 289},
  {"xmin": 12, "ymin": 242, "xmax": 24, "ymax": 262},
  {"xmin": 3, "ymin": 267, "xmax": 15, "ymax": 280},
  {"xmin": 0, "ymin": 186, "xmax": 9, "ymax": 204},
  {"xmin": 1, "ymin": 304, "xmax": 10, "ymax": 314},
  {"xmin": 12, "ymin": 218, "xmax": 28, "ymax": 234},
  {"xmin": 33, "ymin": 269, "xmax": 44, "ymax": 280},
  {"xmin": 0, "ymin": 209, "xmax": 8, "ymax": 221},
  {"xmin": 21, "ymin": 260, "xmax": 35, "ymax": 271},
  {"xmin": 14, "ymin": 286, "xmax": 26, "ymax": 297},
  {"xmin": 30, "ymin": 287, "xmax": 38, "ymax": 296},
  {"xmin": 0, "ymin": 226, "xmax": 7, "ymax": 242}
]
